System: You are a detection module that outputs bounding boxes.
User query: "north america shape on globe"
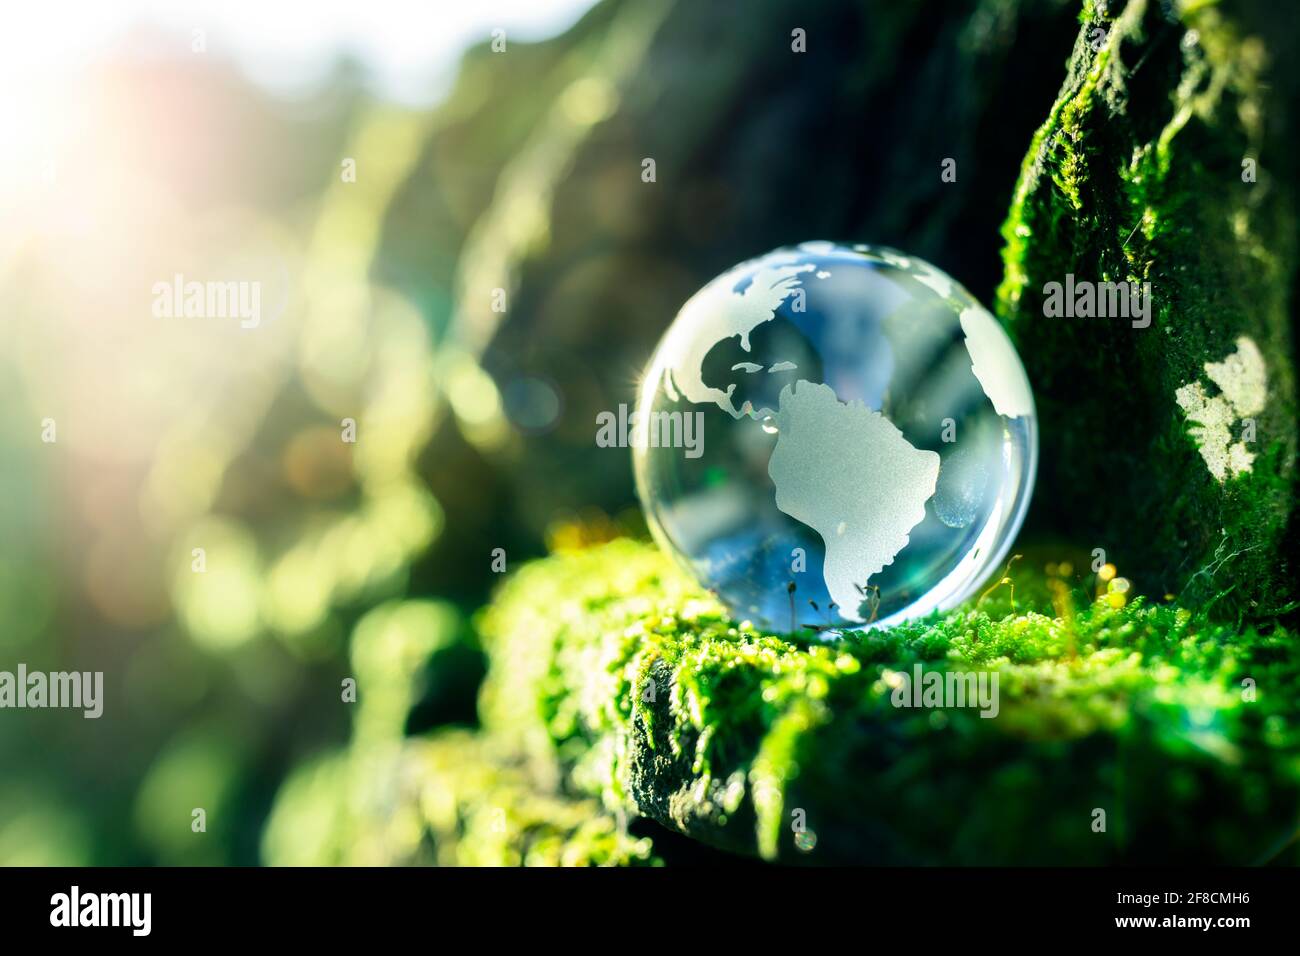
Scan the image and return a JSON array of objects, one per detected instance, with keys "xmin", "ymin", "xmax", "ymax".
[{"xmin": 650, "ymin": 244, "xmax": 1033, "ymax": 625}]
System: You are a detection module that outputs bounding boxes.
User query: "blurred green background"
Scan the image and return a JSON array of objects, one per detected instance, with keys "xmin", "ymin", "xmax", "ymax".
[{"xmin": 0, "ymin": 0, "xmax": 612, "ymax": 865}]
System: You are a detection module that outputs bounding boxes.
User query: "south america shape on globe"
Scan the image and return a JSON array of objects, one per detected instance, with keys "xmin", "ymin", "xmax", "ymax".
[
  {"xmin": 767, "ymin": 378, "xmax": 939, "ymax": 623},
  {"xmin": 635, "ymin": 242, "xmax": 1036, "ymax": 631}
]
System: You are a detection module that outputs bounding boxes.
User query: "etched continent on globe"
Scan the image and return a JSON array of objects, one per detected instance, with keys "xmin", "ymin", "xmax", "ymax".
[
  {"xmin": 658, "ymin": 255, "xmax": 815, "ymax": 418},
  {"xmin": 768, "ymin": 380, "xmax": 940, "ymax": 622}
]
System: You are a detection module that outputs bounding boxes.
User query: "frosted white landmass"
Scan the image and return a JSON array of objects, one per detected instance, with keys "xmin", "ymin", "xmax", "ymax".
[
  {"xmin": 959, "ymin": 305, "xmax": 1034, "ymax": 418},
  {"xmin": 767, "ymin": 380, "xmax": 940, "ymax": 622},
  {"xmin": 911, "ymin": 261, "xmax": 955, "ymax": 300},
  {"xmin": 659, "ymin": 257, "xmax": 813, "ymax": 418},
  {"xmin": 878, "ymin": 249, "xmax": 913, "ymax": 270},
  {"xmin": 1175, "ymin": 336, "xmax": 1267, "ymax": 482}
]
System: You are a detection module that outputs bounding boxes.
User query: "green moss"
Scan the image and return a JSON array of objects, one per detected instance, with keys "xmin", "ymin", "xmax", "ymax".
[
  {"xmin": 480, "ymin": 539, "xmax": 1300, "ymax": 864},
  {"xmin": 263, "ymin": 595, "xmax": 656, "ymax": 866},
  {"xmin": 997, "ymin": 0, "xmax": 1297, "ymax": 621},
  {"xmin": 261, "ymin": 730, "xmax": 658, "ymax": 867}
]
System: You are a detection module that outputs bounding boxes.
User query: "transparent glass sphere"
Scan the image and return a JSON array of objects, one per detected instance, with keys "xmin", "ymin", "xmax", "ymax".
[{"xmin": 633, "ymin": 242, "xmax": 1036, "ymax": 633}]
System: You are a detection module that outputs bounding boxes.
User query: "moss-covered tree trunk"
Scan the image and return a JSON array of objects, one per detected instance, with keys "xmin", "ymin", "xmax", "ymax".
[{"xmin": 998, "ymin": 0, "xmax": 1298, "ymax": 621}]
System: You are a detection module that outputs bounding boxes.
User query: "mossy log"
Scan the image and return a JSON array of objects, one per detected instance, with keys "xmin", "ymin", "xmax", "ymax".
[{"xmin": 480, "ymin": 540, "xmax": 1300, "ymax": 864}]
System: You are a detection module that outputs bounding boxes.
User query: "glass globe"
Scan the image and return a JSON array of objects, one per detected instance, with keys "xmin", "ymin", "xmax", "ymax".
[{"xmin": 633, "ymin": 242, "xmax": 1036, "ymax": 633}]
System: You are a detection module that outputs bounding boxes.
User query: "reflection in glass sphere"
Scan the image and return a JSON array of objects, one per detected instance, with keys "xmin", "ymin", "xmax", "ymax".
[{"xmin": 633, "ymin": 242, "xmax": 1036, "ymax": 633}]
